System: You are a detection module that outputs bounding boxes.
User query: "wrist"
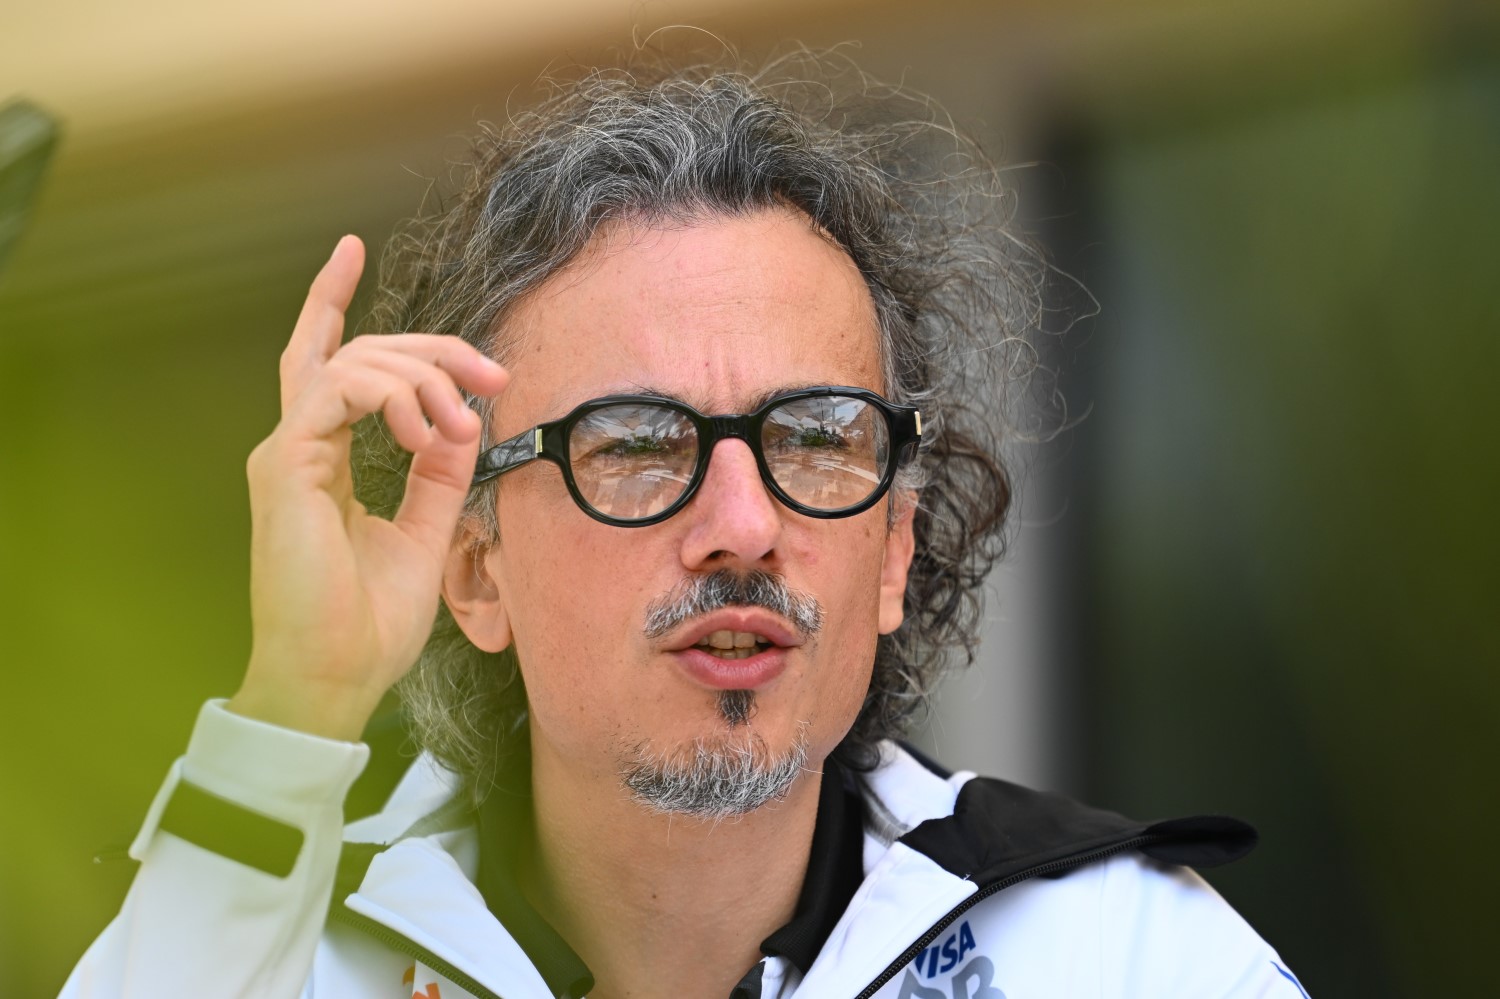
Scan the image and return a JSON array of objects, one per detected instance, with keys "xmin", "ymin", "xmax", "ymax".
[{"xmin": 228, "ymin": 673, "xmax": 380, "ymax": 743}]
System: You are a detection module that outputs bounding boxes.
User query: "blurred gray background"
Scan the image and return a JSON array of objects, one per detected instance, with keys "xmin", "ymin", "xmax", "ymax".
[{"xmin": 3, "ymin": 1, "xmax": 1496, "ymax": 994}]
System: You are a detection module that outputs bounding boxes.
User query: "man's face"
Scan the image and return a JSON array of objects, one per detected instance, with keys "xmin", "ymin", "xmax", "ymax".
[{"xmin": 463, "ymin": 208, "xmax": 914, "ymax": 808}]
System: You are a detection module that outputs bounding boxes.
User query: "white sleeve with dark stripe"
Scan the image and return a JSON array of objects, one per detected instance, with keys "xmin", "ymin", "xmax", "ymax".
[{"xmin": 60, "ymin": 700, "xmax": 369, "ymax": 999}]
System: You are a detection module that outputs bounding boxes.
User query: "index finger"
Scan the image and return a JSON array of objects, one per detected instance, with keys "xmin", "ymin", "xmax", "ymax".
[{"xmin": 280, "ymin": 235, "xmax": 365, "ymax": 414}]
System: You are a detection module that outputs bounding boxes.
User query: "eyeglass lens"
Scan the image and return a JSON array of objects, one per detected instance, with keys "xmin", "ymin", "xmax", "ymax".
[{"xmin": 566, "ymin": 395, "xmax": 890, "ymax": 521}]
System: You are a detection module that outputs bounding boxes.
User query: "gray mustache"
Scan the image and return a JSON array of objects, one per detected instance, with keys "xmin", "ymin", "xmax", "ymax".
[{"xmin": 643, "ymin": 570, "xmax": 824, "ymax": 641}]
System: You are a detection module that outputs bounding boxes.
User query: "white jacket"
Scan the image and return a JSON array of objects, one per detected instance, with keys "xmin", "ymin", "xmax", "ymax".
[{"xmin": 62, "ymin": 702, "xmax": 1309, "ymax": 998}]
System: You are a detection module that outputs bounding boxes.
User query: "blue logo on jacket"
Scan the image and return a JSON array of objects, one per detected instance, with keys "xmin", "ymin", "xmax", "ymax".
[{"xmin": 896, "ymin": 921, "xmax": 1004, "ymax": 998}]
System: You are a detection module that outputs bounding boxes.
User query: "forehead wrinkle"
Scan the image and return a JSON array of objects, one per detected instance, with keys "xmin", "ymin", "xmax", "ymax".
[
  {"xmin": 619, "ymin": 381, "xmax": 836, "ymax": 414},
  {"xmin": 526, "ymin": 317, "xmax": 882, "ymax": 417},
  {"xmin": 528, "ymin": 381, "xmax": 839, "ymax": 422}
]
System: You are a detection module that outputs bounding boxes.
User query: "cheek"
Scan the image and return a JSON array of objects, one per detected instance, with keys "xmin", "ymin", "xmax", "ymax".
[
  {"xmin": 514, "ymin": 548, "xmax": 635, "ymax": 639},
  {"xmin": 496, "ymin": 471, "xmax": 645, "ymax": 637},
  {"xmin": 491, "ymin": 512, "xmax": 675, "ymax": 745},
  {"xmin": 799, "ymin": 521, "xmax": 890, "ymax": 746},
  {"xmin": 799, "ymin": 628, "xmax": 878, "ymax": 761}
]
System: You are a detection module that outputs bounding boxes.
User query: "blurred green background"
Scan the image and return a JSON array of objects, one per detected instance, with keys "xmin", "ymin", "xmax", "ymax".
[{"xmin": 2, "ymin": 1, "xmax": 1495, "ymax": 995}]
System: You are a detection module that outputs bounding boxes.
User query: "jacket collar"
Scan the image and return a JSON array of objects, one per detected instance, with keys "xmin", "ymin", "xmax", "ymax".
[
  {"xmin": 343, "ymin": 830, "xmax": 553, "ymax": 999},
  {"xmin": 799, "ymin": 745, "xmax": 1258, "ymax": 997},
  {"xmin": 336, "ymin": 743, "xmax": 1256, "ymax": 998}
]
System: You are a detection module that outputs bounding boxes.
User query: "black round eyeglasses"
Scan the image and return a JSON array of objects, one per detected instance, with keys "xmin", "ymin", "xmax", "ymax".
[{"xmin": 471, "ymin": 386, "xmax": 922, "ymax": 527}]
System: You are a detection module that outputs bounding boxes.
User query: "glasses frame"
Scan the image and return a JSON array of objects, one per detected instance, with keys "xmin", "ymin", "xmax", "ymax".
[{"xmin": 471, "ymin": 385, "xmax": 922, "ymax": 527}]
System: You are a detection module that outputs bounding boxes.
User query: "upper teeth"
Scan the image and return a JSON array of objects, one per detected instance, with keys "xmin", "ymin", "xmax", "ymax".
[{"xmin": 695, "ymin": 630, "xmax": 769, "ymax": 650}]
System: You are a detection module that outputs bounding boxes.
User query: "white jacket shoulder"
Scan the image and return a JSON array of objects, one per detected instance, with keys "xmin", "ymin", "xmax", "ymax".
[{"xmin": 889, "ymin": 851, "xmax": 1308, "ymax": 999}]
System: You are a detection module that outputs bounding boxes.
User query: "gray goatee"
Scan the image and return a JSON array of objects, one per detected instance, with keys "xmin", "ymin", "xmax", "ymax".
[
  {"xmin": 621, "ymin": 730, "xmax": 809, "ymax": 819},
  {"xmin": 625, "ymin": 571, "xmax": 821, "ymax": 818}
]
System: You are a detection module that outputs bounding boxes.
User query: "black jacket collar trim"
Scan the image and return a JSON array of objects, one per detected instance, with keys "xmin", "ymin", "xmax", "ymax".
[
  {"xmin": 758, "ymin": 756, "xmax": 866, "ymax": 974},
  {"xmin": 899, "ymin": 776, "xmax": 1258, "ymax": 886}
]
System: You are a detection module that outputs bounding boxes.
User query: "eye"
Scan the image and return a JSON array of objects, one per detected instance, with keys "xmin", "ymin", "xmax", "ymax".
[
  {"xmin": 787, "ymin": 424, "xmax": 848, "ymax": 449},
  {"xmin": 597, "ymin": 434, "xmax": 670, "ymax": 457}
]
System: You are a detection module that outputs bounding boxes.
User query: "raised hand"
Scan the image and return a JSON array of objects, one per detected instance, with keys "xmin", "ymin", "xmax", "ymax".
[{"xmin": 228, "ymin": 236, "xmax": 509, "ymax": 741}]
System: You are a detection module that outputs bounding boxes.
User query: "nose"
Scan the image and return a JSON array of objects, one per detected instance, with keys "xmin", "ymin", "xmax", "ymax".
[{"xmin": 678, "ymin": 437, "xmax": 783, "ymax": 569}]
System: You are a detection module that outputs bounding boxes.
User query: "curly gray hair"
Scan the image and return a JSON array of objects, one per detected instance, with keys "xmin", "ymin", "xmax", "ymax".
[{"xmin": 352, "ymin": 48, "xmax": 1046, "ymax": 801}]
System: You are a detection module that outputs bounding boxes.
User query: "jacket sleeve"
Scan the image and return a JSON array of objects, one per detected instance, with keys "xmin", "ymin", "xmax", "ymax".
[
  {"xmin": 59, "ymin": 700, "xmax": 370, "ymax": 999},
  {"xmin": 1102, "ymin": 857, "xmax": 1311, "ymax": 998}
]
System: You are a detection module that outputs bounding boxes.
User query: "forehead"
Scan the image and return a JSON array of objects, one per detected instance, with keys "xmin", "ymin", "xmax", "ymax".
[{"xmin": 494, "ymin": 208, "xmax": 884, "ymax": 429}]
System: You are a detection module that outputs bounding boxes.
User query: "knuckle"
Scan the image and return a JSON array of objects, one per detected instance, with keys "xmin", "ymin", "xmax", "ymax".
[
  {"xmin": 246, "ymin": 438, "xmax": 274, "ymax": 478},
  {"xmin": 323, "ymin": 347, "xmax": 362, "ymax": 378},
  {"xmin": 421, "ymin": 366, "xmax": 454, "ymax": 391}
]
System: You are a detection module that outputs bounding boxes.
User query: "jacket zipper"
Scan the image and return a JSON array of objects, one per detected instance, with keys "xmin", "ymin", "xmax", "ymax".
[
  {"xmin": 330, "ymin": 903, "xmax": 504, "ymax": 999},
  {"xmin": 851, "ymin": 834, "xmax": 1162, "ymax": 999}
]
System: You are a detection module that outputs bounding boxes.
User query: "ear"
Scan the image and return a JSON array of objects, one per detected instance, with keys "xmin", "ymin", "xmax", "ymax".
[
  {"xmin": 441, "ymin": 518, "xmax": 513, "ymax": 653},
  {"xmin": 877, "ymin": 492, "xmax": 917, "ymax": 635}
]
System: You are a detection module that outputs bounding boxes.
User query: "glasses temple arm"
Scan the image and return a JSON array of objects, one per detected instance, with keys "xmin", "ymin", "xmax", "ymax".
[{"xmin": 471, "ymin": 427, "xmax": 541, "ymax": 485}]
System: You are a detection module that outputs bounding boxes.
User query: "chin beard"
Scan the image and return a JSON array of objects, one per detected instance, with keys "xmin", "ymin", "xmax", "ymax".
[
  {"xmin": 620, "ymin": 725, "xmax": 810, "ymax": 820},
  {"xmin": 717, "ymin": 688, "xmax": 755, "ymax": 726}
]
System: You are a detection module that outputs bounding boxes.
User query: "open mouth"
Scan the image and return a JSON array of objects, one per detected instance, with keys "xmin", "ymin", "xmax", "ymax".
[{"xmin": 692, "ymin": 630, "xmax": 774, "ymax": 660}]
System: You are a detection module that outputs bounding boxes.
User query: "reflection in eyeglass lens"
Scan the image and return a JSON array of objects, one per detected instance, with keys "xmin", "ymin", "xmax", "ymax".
[
  {"xmin": 569, "ymin": 404, "xmax": 698, "ymax": 519},
  {"xmin": 763, "ymin": 396, "xmax": 887, "ymax": 510}
]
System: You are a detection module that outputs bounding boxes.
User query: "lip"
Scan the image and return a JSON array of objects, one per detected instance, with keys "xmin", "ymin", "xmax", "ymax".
[
  {"xmin": 661, "ymin": 609, "xmax": 805, "ymax": 653},
  {"xmin": 661, "ymin": 608, "xmax": 804, "ymax": 691},
  {"xmin": 674, "ymin": 645, "xmax": 790, "ymax": 690}
]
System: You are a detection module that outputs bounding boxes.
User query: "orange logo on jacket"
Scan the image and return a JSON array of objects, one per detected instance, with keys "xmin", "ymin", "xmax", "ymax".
[{"xmin": 401, "ymin": 964, "xmax": 441, "ymax": 998}]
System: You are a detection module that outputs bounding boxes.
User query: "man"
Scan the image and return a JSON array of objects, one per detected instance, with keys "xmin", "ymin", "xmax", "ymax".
[{"xmin": 64, "ymin": 54, "xmax": 1306, "ymax": 998}]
